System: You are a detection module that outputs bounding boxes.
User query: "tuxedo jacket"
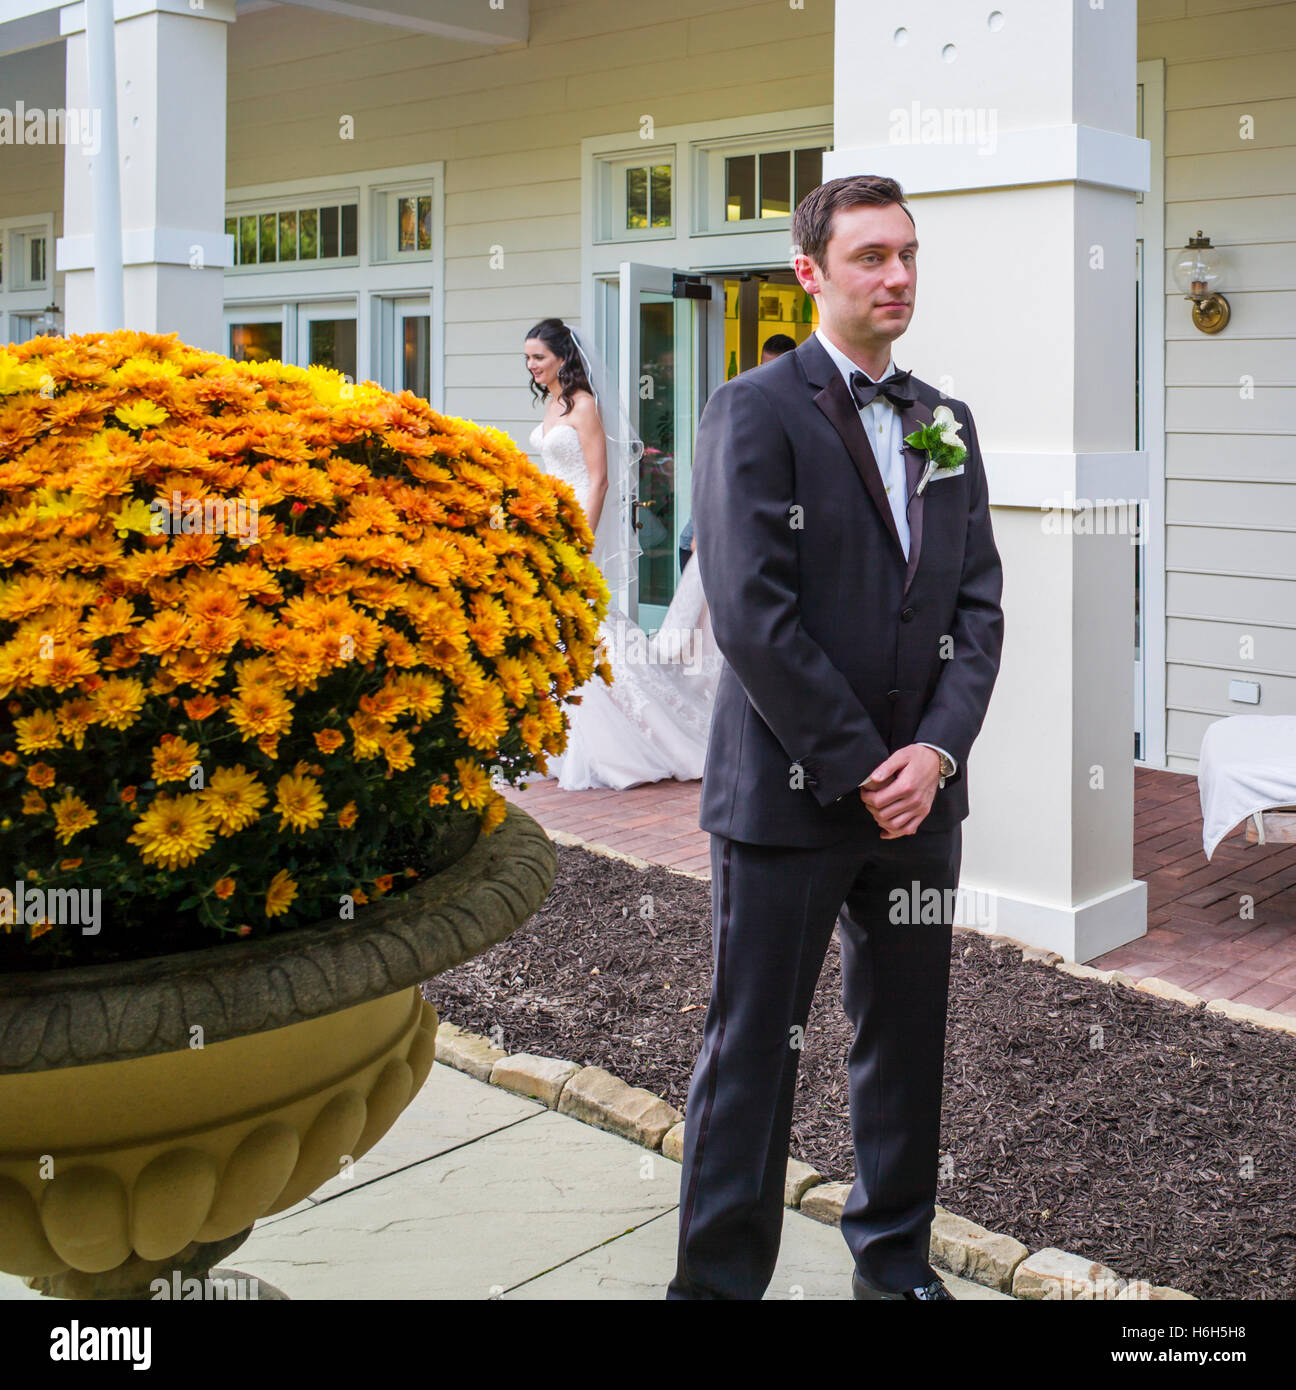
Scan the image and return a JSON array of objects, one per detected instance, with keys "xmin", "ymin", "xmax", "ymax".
[{"xmin": 692, "ymin": 330, "xmax": 1004, "ymax": 848}]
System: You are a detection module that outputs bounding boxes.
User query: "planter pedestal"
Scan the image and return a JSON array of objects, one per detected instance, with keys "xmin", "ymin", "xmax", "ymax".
[{"xmin": 0, "ymin": 805, "xmax": 555, "ymax": 1298}]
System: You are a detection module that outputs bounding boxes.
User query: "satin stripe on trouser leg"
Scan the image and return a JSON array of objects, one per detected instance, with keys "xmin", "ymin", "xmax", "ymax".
[
  {"xmin": 838, "ymin": 824, "xmax": 961, "ymax": 1291},
  {"xmin": 667, "ymin": 833, "xmax": 864, "ymax": 1299}
]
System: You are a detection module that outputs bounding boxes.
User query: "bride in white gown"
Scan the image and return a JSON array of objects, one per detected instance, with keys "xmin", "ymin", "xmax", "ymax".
[{"xmin": 523, "ymin": 317, "xmax": 722, "ymax": 790}]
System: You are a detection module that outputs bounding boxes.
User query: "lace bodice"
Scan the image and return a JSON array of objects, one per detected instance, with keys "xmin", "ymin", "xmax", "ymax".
[{"xmin": 529, "ymin": 422, "xmax": 591, "ymax": 515}]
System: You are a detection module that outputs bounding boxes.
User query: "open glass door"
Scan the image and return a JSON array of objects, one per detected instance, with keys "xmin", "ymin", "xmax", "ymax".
[{"xmin": 618, "ymin": 262, "xmax": 693, "ymax": 630}]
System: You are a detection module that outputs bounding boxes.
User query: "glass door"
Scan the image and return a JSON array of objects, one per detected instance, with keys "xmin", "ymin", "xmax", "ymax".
[
  {"xmin": 296, "ymin": 301, "xmax": 357, "ymax": 381},
  {"xmin": 618, "ymin": 262, "xmax": 693, "ymax": 630},
  {"xmin": 375, "ymin": 294, "xmax": 433, "ymax": 401}
]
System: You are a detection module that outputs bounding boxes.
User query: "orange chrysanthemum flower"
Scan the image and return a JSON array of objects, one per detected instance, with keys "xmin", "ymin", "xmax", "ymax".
[{"xmin": 151, "ymin": 733, "xmax": 201, "ymax": 784}]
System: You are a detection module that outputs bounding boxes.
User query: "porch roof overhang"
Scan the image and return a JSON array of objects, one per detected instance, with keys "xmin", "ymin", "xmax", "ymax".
[
  {"xmin": 0, "ymin": 0, "xmax": 529, "ymax": 53},
  {"xmin": 253, "ymin": 0, "xmax": 528, "ymax": 44}
]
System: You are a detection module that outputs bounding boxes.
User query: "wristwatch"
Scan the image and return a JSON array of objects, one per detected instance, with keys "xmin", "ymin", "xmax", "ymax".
[{"xmin": 935, "ymin": 750, "xmax": 955, "ymax": 789}]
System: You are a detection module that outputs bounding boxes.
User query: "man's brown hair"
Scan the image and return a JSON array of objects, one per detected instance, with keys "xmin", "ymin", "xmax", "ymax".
[{"xmin": 791, "ymin": 174, "xmax": 914, "ymax": 278}]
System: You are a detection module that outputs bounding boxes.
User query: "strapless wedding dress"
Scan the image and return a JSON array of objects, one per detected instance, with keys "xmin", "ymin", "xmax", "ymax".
[{"xmin": 528, "ymin": 420, "xmax": 721, "ymax": 789}]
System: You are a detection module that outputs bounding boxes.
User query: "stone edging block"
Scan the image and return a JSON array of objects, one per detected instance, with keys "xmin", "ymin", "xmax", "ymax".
[
  {"xmin": 434, "ymin": 1020, "xmax": 508, "ymax": 1082},
  {"xmin": 557, "ymin": 1065, "xmax": 682, "ymax": 1148},
  {"xmin": 489, "ymin": 1052, "xmax": 579, "ymax": 1108},
  {"xmin": 1012, "ymin": 1247, "xmax": 1127, "ymax": 1300},
  {"xmin": 1205, "ymin": 997, "xmax": 1296, "ymax": 1035},
  {"xmin": 930, "ymin": 1206, "xmax": 1029, "ymax": 1292}
]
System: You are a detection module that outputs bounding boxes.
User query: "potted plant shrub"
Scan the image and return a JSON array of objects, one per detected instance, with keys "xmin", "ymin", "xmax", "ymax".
[{"xmin": 0, "ymin": 329, "xmax": 611, "ymax": 1297}]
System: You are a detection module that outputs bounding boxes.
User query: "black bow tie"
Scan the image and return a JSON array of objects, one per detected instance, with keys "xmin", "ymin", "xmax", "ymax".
[{"xmin": 849, "ymin": 368, "xmax": 915, "ymax": 412}]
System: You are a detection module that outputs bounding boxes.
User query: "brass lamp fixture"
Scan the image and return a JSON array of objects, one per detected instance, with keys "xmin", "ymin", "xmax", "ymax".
[{"xmin": 1172, "ymin": 231, "xmax": 1230, "ymax": 334}]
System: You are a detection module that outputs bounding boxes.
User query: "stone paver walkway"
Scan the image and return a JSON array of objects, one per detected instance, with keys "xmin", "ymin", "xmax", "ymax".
[
  {"xmin": 509, "ymin": 767, "xmax": 1296, "ymax": 1019},
  {"xmin": 0, "ymin": 1065, "xmax": 1009, "ymax": 1300}
]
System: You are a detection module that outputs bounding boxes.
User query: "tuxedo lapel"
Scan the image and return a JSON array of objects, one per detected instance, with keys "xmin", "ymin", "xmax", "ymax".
[
  {"xmin": 799, "ymin": 335, "xmax": 906, "ymax": 567},
  {"xmin": 899, "ymin": 397, "xmax": 934, "ymax": 595}
]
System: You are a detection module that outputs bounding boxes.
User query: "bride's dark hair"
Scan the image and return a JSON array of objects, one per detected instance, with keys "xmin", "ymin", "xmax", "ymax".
[{"xmin": 525, "ymin": 317, "xmax": 594, "ymax": 417}]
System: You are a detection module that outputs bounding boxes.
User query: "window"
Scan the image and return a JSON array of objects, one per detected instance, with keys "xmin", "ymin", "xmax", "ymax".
[
  {"xmin": 224, "ymin": 163, "xmax": 444, "ymax": 409},
  {"xmin": 626, "ymin": 164, "xmax": 672, "ymax": 230},
  {"xmin": 229, "ymin": 322, "xmax": 283, "ymax": 363},
  {"xmin": 692, "ymin": 131, "xmax": 830, "ymax": 234},
  {"xmin": 593, "ymin": 148, "xmax": 676, "ymax": 241},
  {"xmin": 1, "ymin": 226, "xmax": 50, "ymax": 291},
  {"xmin": 226, "ymin": 302, "xmax": 357, "ymax": 381},
  {"xmin": 371, "ymin": 184, "xmax": 438, "ymax": 263},
  {"xmin": 225, "ymin": 201, "xmax": 358, "ymax": 268},
  {"xmin": 723, "ymin": 145, "xmax": 823, "ymax": 223}
]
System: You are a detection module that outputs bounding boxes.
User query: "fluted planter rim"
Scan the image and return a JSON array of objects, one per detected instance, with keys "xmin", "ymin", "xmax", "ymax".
[{"xmin": 0, "ymin": 804, "xmax": 555, "ymax": 1076}]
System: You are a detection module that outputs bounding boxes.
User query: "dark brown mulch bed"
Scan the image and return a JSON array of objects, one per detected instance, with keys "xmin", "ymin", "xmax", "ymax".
[{"xmin": 423, "ymin": 842, "xmax": 1296, "ymax": 1300}]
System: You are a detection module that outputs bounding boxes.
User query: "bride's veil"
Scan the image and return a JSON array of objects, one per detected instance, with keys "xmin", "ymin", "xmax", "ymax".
[{"xmin": 568, "ymin": 325, "xmax": 644, "ymax": 596}]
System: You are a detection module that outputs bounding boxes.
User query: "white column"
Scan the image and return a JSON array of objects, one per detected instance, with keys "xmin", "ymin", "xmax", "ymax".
[
  {"xmin": 827, "ymin": 1, "xmax": 1149, "ymax": 962},
  {"xmin": 57, "ymin": 0, "xmax": 235, "ymax": 350}
]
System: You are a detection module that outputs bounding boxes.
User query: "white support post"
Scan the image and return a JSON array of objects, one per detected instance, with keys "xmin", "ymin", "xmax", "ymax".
[
  {"xmin": 84, "ymin": 0, "xmax": 124, "ymax": 331},
  {"xmin": 57, "ymin": 0, "xmax": 236, "ymax": 349},
  {"xmin": 827, "ymin": 1, "xmax": 1150, "ymax": 962}
]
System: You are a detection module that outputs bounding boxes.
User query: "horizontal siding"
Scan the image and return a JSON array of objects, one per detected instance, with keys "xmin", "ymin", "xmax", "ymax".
[
  {"xmin": 1142, "ymin": 0, "xmax": 1296, "ymax": 769},
  {"xmin": 1168, "ymin": 615, "xmax": 1296, "ymax": 671},
  {"xmin": 1167, "ymin": 570, "xmax": 1296, "ymax": 628},
  {"xmin": 0, "ymin": 43, "xmax": 65, "ymax": 215},
  {"xmin": 221, "ymin": 0, "xmax": 830, "ymax": 451}
]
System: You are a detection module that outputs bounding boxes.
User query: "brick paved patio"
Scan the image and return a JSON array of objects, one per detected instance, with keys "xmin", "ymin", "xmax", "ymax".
[{"xmin": 508, "ymin": 767, "xmax": 1296, "ymax": 1020}]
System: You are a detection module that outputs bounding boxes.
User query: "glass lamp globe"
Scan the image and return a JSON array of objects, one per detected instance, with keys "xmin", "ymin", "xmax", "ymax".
[
  {"xmin": 1171, "ymin": 232, "xmax": 1230, "ymax": 333},
  {"xmin": 1172, "ymin": 233, "xmax": 1226, "ymax": 297}
]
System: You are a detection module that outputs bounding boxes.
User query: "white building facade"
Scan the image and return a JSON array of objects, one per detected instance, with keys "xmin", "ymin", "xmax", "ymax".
[{"xmin": 1, "ymin": 0, "xmax": 1293, "ymax": 960}]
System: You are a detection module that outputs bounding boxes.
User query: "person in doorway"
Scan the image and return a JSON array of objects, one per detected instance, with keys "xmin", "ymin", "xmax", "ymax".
[
  {"xmin": 760, "ymin": 332, "xmax": 798, "ymax": 361},
  {"xmin": 667, "ymin": 174, "xmax": 1004, "ymax": 1301},
  {"xmin": 523, "ymin": 318, "xmax": 721, "ymax": 790}
]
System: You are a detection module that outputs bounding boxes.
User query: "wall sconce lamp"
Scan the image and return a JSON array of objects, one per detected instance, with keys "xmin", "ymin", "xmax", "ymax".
[
  {"xmin": 36, "ymin": 299, "xmax": 63, "ymax": 337},
  {"xmin": 1172, "ymin": 231, "xmax": 1230, "ymax": 334}
]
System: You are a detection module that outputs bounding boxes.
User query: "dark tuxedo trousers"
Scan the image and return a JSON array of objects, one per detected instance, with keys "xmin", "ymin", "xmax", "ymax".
[
  {"xmin": 667, "ymin": 333, "xmax": 1004, "ymax": 1299},
  {"xmin": 666, "ymin": 822, "xmax": 960, "ymax": 1300}
]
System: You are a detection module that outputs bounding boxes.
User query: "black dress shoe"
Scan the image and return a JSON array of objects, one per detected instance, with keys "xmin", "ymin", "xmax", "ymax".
[{"xmin": 852, "ymin": 1269, "xmax": 955, "ymax": 1301}]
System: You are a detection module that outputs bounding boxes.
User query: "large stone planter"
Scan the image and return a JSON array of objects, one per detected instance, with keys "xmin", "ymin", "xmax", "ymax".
[{"xmin": 0, "ymin": 805, "xmax": 554, "ymax": 1298}]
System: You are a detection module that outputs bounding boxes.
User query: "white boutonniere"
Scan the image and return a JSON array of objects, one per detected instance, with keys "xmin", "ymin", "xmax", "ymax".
[{"xmin": 905, "ymin": 405, "xmax": 968, "ymax": 495}]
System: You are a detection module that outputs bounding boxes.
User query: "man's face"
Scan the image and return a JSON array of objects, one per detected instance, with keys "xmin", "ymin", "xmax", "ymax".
[{"xmin": 794, "ymin": 202, "xmax": 917, "ymax": 346}]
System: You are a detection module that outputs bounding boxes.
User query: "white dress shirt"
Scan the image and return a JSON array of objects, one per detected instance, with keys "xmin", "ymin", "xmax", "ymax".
[{"xmin": 813, "ymin": 327, "xmax": 958, "ymax": 784}]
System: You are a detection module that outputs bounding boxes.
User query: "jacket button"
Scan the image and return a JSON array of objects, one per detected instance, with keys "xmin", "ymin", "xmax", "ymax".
[
  {"xmin": 901, "ymin": 606, "xmax": 915, "ymax": 622},
  {"xmin": 887, "ymin": 689, "xmax": 900, "ymax": 702}
]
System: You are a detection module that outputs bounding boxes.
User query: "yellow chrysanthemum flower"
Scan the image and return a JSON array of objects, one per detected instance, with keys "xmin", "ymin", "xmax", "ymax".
[
  {"xmin": 14, "ymin": 709, "xmax": 62, "ymax": 755},
  {"xmin": 452, "ymin": 757, "xmax": 493, "ymax": 812},
  {"xmin": 200, "ymin": 765, "xmax": 267, "ymax": 835},
  {"xmin": 151, "ymin": 733, "xmax": 201, "ymax": 784},
  {"xmin": 89, "ymin": 676, "xmax": 147, "ymax": 730},
  {"xmin": 127, "ymin": 794, "xmax": 216, "ymax": 870},
  {"xmin": 113, "ymin": 399, "xmax": 170, "ymax": 431},
  {"xmin": 274, "ymin": 772, "xmax": 326, "ymax": 833},
  {"xmin": 51, "ymin": 792, "xmax": 98, "ymax": 844},
  {"xmin": 265, "ymin": 869, "xmax": 299, "ymax": 918}
]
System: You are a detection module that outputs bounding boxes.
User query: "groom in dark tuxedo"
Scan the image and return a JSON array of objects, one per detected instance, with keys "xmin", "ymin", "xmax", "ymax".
[{"xmin": 668, "ymin": 174, "xmax": 1004, "ymax": 1301}]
